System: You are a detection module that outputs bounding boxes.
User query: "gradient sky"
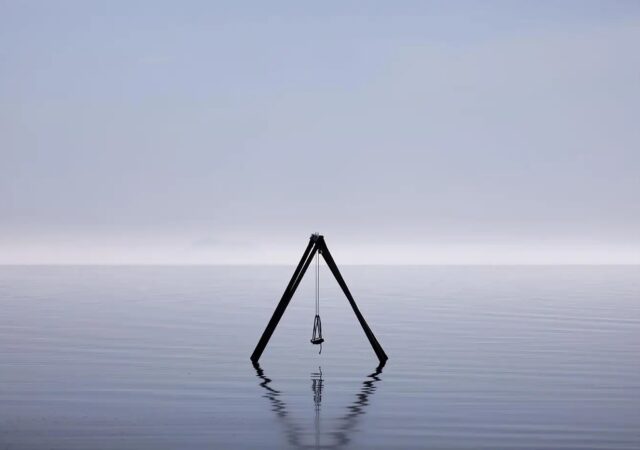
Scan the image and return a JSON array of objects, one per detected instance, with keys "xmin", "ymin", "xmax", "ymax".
[{"xmin": 1, "ymin": 1, "xmax": 639, "ymax": 264}]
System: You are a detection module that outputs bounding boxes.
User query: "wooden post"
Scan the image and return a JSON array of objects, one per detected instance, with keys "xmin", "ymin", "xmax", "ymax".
[
  {"xmin": 317, "ymin": 236, "xmax": 388, "ymax": 363},
  {"xmin": 250, "ymin": 236, "xmax": 318, "ymax": 363}
]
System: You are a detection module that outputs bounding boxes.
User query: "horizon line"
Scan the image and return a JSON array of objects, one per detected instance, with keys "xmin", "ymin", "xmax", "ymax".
[{"xmin": 1, "ymin": 263, "xmax": 638, "ymax": 267}]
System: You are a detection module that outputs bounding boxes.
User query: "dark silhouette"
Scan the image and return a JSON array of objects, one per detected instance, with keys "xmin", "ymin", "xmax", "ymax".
[
  {"xmin": 253, "ymin": 361, "xmax": 386, "ymax": 449},
  {"xmin": 251, "ymin": 233, "xmax": 388, "ymax": 364}
]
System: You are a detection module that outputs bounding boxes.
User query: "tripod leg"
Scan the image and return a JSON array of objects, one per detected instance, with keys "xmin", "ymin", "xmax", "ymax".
[
  {"xmin": 250, "ymin": 240, "xmax": 318, "ymax": 363},
  {"xmin": 318, "ymin": 238, "xmax": 388, "ymax": 363}
]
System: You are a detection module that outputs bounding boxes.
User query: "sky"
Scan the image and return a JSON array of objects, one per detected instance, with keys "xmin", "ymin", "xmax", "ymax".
[{"xmin": 1, "ymin": 1, "xmax": 639, "ymax": 264}]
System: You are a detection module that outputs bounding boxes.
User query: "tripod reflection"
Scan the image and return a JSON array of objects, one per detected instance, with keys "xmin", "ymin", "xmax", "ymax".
[{"xmin": 253, "ymin": 362, "xmax": 385, "ymax": 449}]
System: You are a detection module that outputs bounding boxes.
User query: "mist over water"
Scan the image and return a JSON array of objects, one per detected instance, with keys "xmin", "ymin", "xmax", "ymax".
[
  {"xmin": 1, "ymin": 265, "xmax": 638, "ymax": 449},
  {"xmin": 2, "ymin": 3, "xmax": 640, "ymax": 266}
]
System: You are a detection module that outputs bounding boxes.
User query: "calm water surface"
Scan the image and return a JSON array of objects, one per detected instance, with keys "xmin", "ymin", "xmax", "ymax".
[{"xmin": 1, "ymin": 265, "xmax": 639, "ymax": 449}]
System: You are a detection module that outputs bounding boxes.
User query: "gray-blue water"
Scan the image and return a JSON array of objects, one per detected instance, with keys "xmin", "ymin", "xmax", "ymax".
[{"xmin": 1, "ymin": 265, "xmax": 639, "ymax": 449}]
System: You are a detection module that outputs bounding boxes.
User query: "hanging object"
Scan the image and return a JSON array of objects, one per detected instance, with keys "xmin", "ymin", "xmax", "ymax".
[
  {"xmin": 310, "ymin": 250, "xmax": 324, "ymax": 352},
  {"xmin": 250, "ymin": 233, "xmax": 388, "ymax": 364}
]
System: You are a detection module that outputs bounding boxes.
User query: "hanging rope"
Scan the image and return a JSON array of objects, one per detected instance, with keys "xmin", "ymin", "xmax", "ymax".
[
  {"xmin": 311, "ymin": 250, "xmax": 323, "ymax": 353},
  {"xmin": 315, "ymin": 250, "xmax": 319, "ymax": 317}
]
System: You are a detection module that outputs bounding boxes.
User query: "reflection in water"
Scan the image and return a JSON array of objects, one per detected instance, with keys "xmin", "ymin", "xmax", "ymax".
[
  {"xmin": 253, "ymin": 362, "xmax": 385, "ymax": 449},
  {"xmin": 311, "ymin": 367, "xmax": 323, "ymax": 449}
]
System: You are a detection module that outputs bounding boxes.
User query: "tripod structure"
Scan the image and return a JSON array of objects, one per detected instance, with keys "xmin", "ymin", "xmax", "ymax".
[{"xmin": 250, "ymin": 233, "xmax": 388, "ymax": 364}]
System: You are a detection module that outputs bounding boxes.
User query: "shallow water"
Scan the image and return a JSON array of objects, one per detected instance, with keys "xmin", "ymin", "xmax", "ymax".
[{"xmin": 1, "ymin": 265, "xmax": 639, "ymax": 449}]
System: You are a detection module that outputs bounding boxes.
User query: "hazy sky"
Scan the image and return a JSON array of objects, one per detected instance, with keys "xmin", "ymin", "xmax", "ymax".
[{"xmin": 1, "ymin": 1, "xmax": 639, "ymax": 264}]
